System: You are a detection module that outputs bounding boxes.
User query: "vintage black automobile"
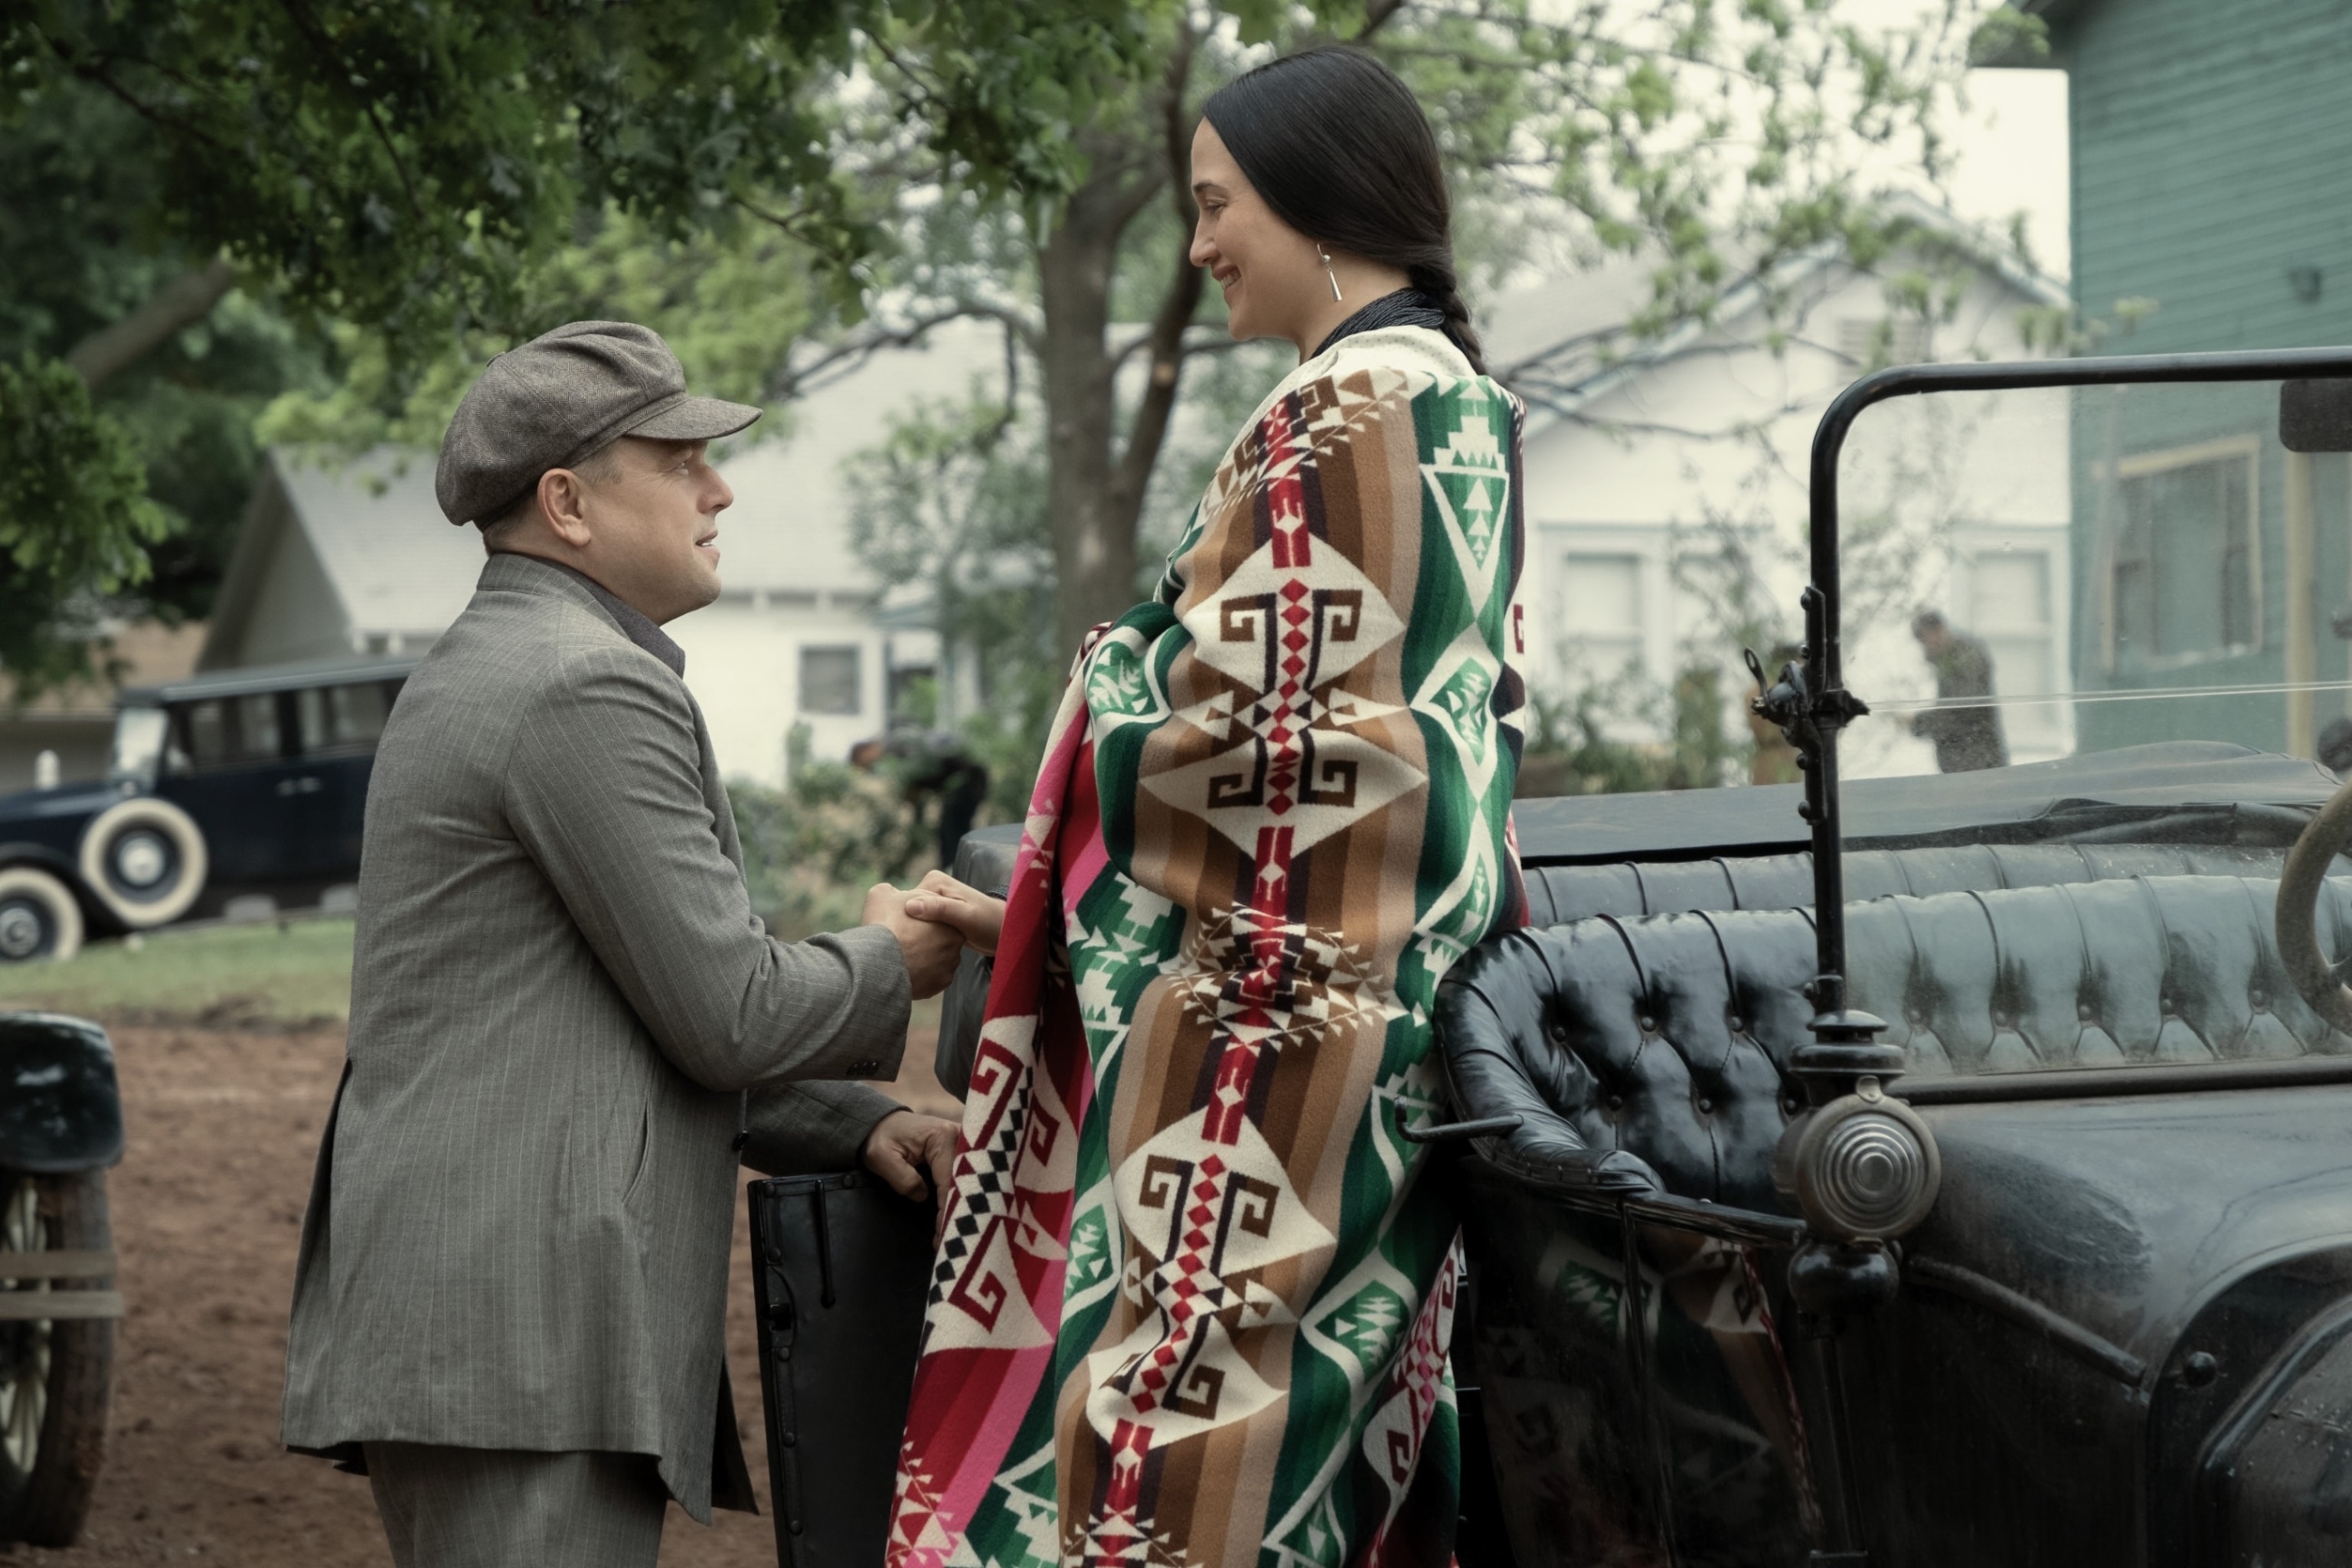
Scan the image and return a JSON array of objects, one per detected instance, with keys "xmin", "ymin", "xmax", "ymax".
[
  {"xmin": 913, "ymin": 349, "xmax": 2352, "ymax": 1568},
  {"xmin": 0, "ymin": 655, "xmax": 416, "ymax": 963},
  {"xmin": 1429, "ymin": 349, "xmax": 2352, "ymax": 1568},
  {"xmin": 0, "ymin": 1011, "xmax": 124, "ymax": 1547}
]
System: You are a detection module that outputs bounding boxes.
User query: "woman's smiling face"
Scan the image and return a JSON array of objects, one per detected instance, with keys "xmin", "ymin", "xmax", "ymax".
[{"xmin": 1190, "ymin": 119, "xmax": 1322, "ymax": 348}]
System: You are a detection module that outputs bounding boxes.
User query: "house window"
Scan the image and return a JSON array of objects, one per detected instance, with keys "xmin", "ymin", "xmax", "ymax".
[
  {"xmin": 799, "ymin": 645, "xmax": 863, "ymax": 716},
  {"xmin": 1966, "ymin": 550, "xmax": 2058, "ymax": 748},
  {"xmin": 1559, "ymin": 554, "xmax": 1646, "ymax": 684},
  {"xmin": 2109, "ymin": 439, "xmax": 2258, "ymax": 666}
]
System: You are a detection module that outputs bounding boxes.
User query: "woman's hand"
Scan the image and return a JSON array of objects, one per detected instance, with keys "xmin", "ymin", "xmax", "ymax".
[{"xmin": 904, "ymin": 870, "xmax": 1008, "ymax": 956}]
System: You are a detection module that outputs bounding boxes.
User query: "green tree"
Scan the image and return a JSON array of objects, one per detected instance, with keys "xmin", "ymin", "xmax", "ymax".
[
  {"xmin": 848, "ymin": 0, "xmax": 1991, "ymax": 659},
  {"xmin": 0, "ymin": 78, "xmax": 319, "ymax": 689},
  {"xmin": 4, "ymin": 0, "xmax": 1990, "ymax": 697},
  {"xmin": 1, "ymin": 0, "xmax": 1157, "ymax": 681}
]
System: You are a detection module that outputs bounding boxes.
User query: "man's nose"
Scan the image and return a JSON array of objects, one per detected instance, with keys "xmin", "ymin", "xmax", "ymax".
[{"xmin": 707, "ymin": 472, "xmax": 733, "ymax": 511}]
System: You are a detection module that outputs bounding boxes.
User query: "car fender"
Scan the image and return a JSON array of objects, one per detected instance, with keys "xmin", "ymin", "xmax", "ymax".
[
  {"xmin": 0, "ymin": 1012, "xmax": 123, "ymax": 1174},
  {"xmin": 0, "ymin": 841, "xmax": 106, "ymax": 920}
]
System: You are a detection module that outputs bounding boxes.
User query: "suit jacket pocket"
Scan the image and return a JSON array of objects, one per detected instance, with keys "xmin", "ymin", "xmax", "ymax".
[{"xmin": 621, "ymin": 1102, "xmax": 654, "ymax": 1209}]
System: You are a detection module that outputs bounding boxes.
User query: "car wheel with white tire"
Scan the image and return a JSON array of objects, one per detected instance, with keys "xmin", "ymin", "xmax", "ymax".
[
  {"xmin": 76, "ymin": 799, "xmax": 206, "ymax": 930},
  {"xmin": 0, "ymin": 871, "xmax": 81, "ymax": 965}
]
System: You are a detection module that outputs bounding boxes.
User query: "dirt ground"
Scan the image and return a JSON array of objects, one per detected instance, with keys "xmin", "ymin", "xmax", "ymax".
[{"xmin": 12, "ymin": 1018, "xmax": 953, "ymax": 1568}]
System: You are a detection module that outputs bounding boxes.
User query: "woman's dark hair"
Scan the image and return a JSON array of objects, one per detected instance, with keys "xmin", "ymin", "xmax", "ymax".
[{"xmin": 1200, "ymin": 47, "xmax": 1484, "ymax": 374}]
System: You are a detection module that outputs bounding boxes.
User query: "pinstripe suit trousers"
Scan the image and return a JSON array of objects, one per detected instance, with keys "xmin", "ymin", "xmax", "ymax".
[{"xmin": 364, "ymin": 1442, "xmax": 669, "ymax": 1568}]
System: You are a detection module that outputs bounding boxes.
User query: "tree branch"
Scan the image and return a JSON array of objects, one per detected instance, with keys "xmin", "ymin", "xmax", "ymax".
[
  {"xmin": 769, "ymin": 302, "xmax": 1040, "ymax": 403},
  {"xmin": 1354, "ymin": 0, "xmax": 1410, "ymax": 42},
  {"xmin": 66, "ymin": 257, "xmax": 239, "ymax": 391},
  {"xmin": 276, "ymin": 0, "xmax": 426, "ymax": 221},
  {"xmin": 1109, "ymin": 20, "xmax": 1205, "ymax": 524}
]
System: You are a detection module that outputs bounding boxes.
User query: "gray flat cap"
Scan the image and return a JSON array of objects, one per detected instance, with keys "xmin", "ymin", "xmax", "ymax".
[{"xmin": 434, "ymin": 320, "xmax": 761, "ymax": 526}]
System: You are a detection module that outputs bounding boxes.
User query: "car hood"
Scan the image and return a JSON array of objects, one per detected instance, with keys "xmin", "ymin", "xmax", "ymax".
[{"xmin": 0, "ymin": 779, "xmax": 129, "ymax": 831}]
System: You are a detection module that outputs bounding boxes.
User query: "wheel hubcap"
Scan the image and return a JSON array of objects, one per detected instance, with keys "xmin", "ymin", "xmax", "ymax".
[
  {"xmin": 0, "ymin": 1177, "xmax": 49, "ymax": 1475},
  {"xmin": 0, "ymin": 900, "xmax": 46, "ymax": 962},
  {"xmin": 113, "ymin": 830, "xmax": 170, "ymax": 890}
]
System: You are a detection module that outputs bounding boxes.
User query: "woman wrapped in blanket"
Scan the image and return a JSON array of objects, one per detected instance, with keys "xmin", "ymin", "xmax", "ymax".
[{"xmin": 891, "ymin": 46, "xmax": 1530, "ymax": 1568}]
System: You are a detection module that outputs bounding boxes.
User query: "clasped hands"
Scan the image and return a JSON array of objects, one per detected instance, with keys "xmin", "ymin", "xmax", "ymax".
[
  {"xmin": 861, "ymin": 868, "xmax": 1004, "ymax": 1000},
  {"xmin": 856, "ymin": 870, "xmax": 1006, "ymax": 1202}
]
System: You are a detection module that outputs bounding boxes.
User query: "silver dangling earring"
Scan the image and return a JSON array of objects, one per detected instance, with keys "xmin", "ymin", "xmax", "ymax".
[{"xmin": 1318, "ymin": 244, "xmax": 1343, "ymax": 302}]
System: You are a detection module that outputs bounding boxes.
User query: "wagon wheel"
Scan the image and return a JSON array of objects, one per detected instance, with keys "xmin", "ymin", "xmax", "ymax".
[
  {"xmin": 2278, "ymin": 776, "xmax": 2352, "ymax": 1034},
  {"xmin": 0, "ymin": 1171, "xmax": 116, "ymax": 1547}
]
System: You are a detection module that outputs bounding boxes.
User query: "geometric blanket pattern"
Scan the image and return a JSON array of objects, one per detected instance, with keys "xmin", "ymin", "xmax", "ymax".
[{"xmin": 889, "ymin": 347, "xmax": 1530, "ymax": 1568}]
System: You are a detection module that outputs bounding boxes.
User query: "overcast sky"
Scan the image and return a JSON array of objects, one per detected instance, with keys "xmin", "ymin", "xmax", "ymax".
[
  {"xmin": 1935, "ymin": 67, "xmax": 2070, "ymax": 277},
  {"xmin": 1844, "ymin": 0, "xmax": 2073, "ymax": 279}
]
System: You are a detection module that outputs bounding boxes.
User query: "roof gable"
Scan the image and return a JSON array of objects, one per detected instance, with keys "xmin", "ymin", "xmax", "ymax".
[{"xmin": 1487, "ymin": 191, "xmax": 2069, "ymax": 436}]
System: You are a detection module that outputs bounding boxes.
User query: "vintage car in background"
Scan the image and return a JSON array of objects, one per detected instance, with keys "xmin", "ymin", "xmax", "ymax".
[
  {"xmin": 0, "ymin": 1011, "xmax": 124, "ymax": 1547},
  {"xmin": 0, "ymin": 655, "xmax": 416, "ymax": 963},
  {"xmin": 931, "ymin": 350, "xmax": 2352, "ymax": 1567}
]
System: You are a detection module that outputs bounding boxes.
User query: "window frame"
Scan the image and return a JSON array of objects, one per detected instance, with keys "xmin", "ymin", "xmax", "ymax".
[
  {"xmin": 796, "ymin": 643, "xmax": 865, "ymax": 717},
  {"xmin": 2099, "ymin": 433, "xmax": 2263, "ymax": 673},
  {"xmin": 295, "ymin": 678, "xmax": 400, "ymax": 759}
]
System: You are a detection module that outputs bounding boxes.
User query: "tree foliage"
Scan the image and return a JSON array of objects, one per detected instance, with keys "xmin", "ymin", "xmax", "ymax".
[
  {"xmin": 839, "ymin": 0, "xmax": 1991, "ymax": 662},
  {"xmin": 0, "ymin": 354, "xmax": 174, "ymax": 688},
  {"xmin": 0, "ymin": 0, "xmax": 1158, "ymax": 685},
  {"xmin": 2, "ymin": 0, "xmax": 1993, "ymax": 725},
  {"xmin": 0, "ymin": 75, "xmax": 322, "ymax": 691}
]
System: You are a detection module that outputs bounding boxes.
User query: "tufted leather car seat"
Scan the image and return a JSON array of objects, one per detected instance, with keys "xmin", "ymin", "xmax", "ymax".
[
  {"xmin": 1524, "ymin": 841, "xmax": 2300, "ymax": 925},
  {"xmin": 1439, "ymin": 874, "xmax": 2352, "ymax": 1214}
]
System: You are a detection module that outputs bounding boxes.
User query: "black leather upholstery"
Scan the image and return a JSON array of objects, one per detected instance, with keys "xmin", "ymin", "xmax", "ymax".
[
  {"xmin": 1440, "ymin": 874, "xmax": 2352, "ymax": 1214},
  {"xmin": 1524, "ymin": 841, "xmax": 2299, "ymax": 925}
]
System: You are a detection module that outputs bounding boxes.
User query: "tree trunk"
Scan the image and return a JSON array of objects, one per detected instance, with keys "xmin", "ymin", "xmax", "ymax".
[
  {"xmin": 1034, "ymin": 31, "xmax": 1202, "ymax": 665},
  {"xmin": 1038, "ymin": 165, "xmax": 1147, "ymax": 662},
  {"xmin": 65, "ymin": 256, "xmax": 237, "ymax": 392}
]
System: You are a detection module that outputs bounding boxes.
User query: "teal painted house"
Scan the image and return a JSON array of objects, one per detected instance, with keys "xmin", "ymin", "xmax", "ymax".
[{"xmin": 2004, "ymin": 0, "xmax": 2352, "ymax": 757}]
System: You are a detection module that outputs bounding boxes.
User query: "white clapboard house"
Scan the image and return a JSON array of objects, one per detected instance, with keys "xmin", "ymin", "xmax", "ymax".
[
  {"xmin": 202, "ymin": 323, "xmax": 1011, "ymax": 786},
  {"xmin": 1488, "ymin": 191, "xmax": 2072, "ymax": 773}
]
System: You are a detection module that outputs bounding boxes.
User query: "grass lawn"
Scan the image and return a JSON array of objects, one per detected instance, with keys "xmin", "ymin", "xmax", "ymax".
[{"xmin": 0, "ymin": 916, "xmax": 356, "ymax": 1027}]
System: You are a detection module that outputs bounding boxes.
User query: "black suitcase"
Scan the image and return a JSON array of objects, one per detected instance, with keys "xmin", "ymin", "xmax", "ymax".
[{"xmin": 748, "ymin": 1171, "xmax": 936, "ymax": 1568}]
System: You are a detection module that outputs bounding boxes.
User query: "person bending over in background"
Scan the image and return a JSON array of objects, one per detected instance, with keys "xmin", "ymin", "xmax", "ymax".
[
  {"xmin": 851, "ymin": 726, "xmax": 992, "ymax": 870},
  {"xmin": 887, "ymin": 47, "xmax": 1528, "ymax": 1568}
]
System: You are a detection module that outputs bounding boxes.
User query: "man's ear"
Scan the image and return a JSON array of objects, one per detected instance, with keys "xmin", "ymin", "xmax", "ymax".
[{"xmin": 538, "ymin": 467, "xmax": 595, "ymax": 549}]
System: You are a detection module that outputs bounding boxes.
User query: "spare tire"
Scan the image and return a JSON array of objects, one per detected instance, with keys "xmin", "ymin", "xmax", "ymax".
[
  {"xmin": 77, "ymin": 799, "xmax": 206, "ymax": 929},
  {"xmin": 0, "ymin": 870, "xmax": 80, "ymax": 964}
]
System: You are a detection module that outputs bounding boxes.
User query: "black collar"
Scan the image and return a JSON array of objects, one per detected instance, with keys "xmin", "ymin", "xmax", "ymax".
[{"xmin": 1309, "ymin": 289, "xmax": 1450, "ymax": 361}]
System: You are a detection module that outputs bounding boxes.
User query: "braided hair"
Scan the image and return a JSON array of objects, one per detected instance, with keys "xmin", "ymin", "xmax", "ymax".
[{"xmin": 1200, "ymin": 46, "xmax": 1485, "ymax": 374}]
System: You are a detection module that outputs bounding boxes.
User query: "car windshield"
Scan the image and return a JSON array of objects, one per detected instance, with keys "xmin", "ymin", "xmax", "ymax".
[
  {"xmin": 1527, "ymin": 375, "xmax": 2352, "ymax": 792},
  {"xmin": 108, "ymin": 704, "xmax": 169, "ymax": 788},
  {"xmin": 1829, "ymin": 377, "xmax": 2342, "ymax": 782}
]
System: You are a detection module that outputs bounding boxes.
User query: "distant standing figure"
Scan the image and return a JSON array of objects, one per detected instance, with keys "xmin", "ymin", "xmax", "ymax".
[
  {"xmin": 1910, "ymin": 609, "xmax": 2009, "ymax": 772},
  {"xmin": 851, "ymin": 727, "xmax": 991, "ymax": 869}
]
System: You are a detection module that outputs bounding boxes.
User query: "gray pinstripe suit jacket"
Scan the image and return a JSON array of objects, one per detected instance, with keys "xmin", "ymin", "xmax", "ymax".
[{"xmin": 281, "ymin": 552, "xmax": 910, "ymax": 1519}]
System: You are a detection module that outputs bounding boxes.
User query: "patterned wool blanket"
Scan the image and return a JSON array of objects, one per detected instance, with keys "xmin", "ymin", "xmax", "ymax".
[{"xmin": 890, "ymin": 326, "xmax": 1529, "ymax": 1568}]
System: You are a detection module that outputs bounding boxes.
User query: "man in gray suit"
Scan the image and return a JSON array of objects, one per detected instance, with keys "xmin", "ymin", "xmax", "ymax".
[{"xmin": 282, "ymin": 321, "xmax": 966, "ymax": 1566}]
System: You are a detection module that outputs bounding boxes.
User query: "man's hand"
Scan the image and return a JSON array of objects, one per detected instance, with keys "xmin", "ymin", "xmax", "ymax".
[
  {"xmin": 861, "ymin": 1109, "xmax": 959, "ymax": 1201},
  {"xmin": 904, "ymin": 870, "xmax": 1008, "ymax": 956},
  {"xmin": 863, "ymin": 882, "xmax": 963, "ymax": 998}
]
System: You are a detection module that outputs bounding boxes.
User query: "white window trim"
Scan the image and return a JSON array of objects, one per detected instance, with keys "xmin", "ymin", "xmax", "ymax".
[{"xmin": 1950, "ymin": 528, "xmax": 2073, "ymax": 762}]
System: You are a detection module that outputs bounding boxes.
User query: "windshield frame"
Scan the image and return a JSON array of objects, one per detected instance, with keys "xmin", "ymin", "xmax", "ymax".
[{"xmin": 1780, "ymin": 346, "xmax": 2352, "ymax": 1102}]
